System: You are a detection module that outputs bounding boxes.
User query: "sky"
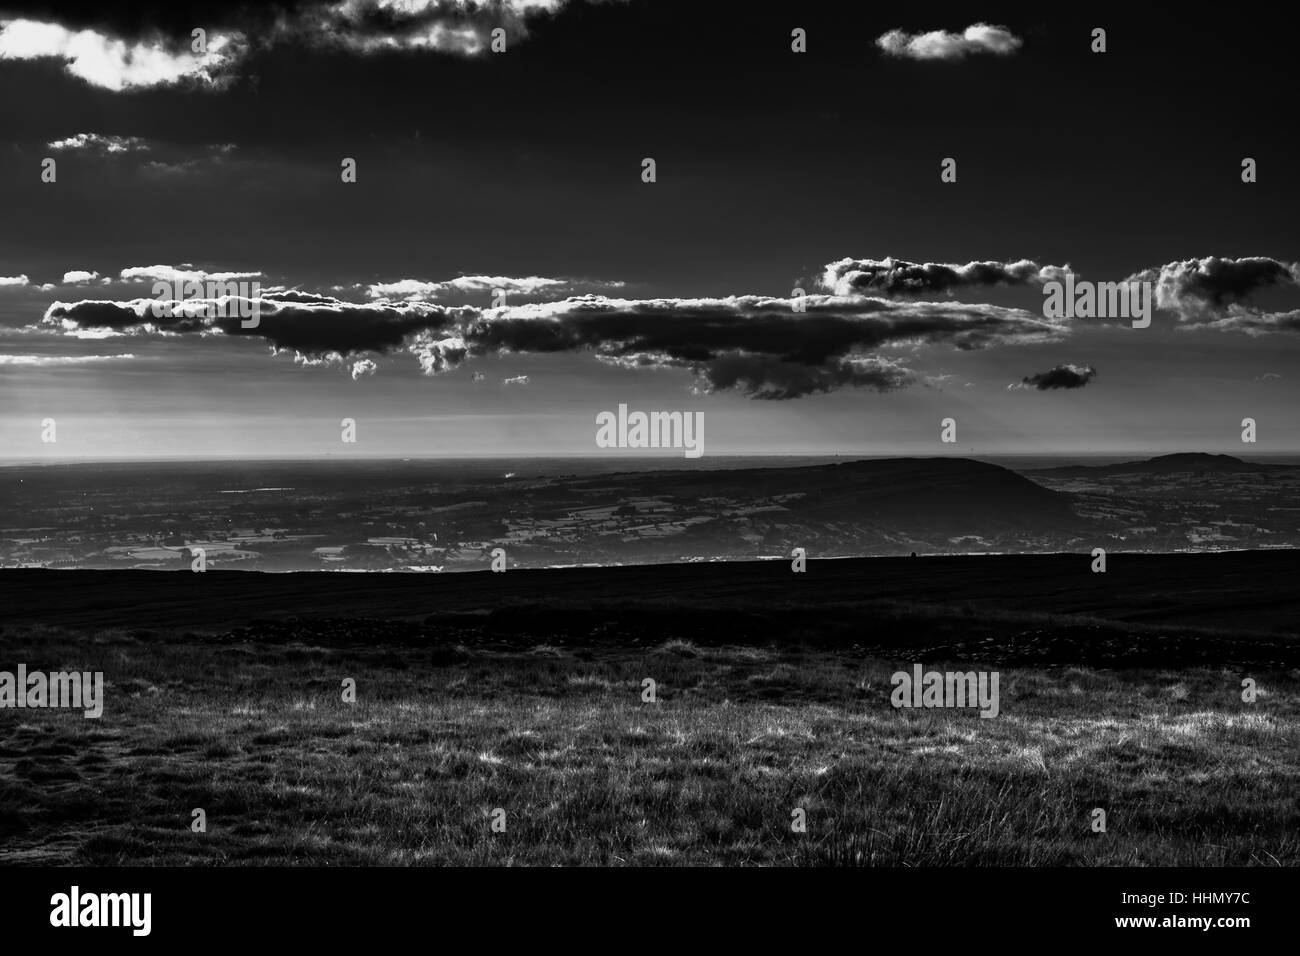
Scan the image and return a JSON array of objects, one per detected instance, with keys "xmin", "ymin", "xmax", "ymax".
[{"xmin": 0, "ymin": 0, "xmax": 1298, "ymax": 460}]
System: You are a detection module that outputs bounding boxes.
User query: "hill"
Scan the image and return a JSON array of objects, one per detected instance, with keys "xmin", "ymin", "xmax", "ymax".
[
  {"xmin": 578, "ymin": 456, "xmax": 1086, "ymax": 535},
  {"xmin": 1027, "ymin": 452, "xmax": 1270, "ymax": 478}
]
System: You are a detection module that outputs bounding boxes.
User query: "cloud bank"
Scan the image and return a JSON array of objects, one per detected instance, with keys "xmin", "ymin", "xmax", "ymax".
[
  {"xmin": 32, "ymin": 253, "xmax": 1300, "ymax": 398},
  {"xmin": 821, "ymin": 257, "xmax": 1062, "ymax": 297},
  {"xmin": 40, "ymin": 287, "xmax": 1062, "ymax": 399}
]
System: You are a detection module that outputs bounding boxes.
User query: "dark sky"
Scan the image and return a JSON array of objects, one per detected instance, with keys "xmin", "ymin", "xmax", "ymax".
[{"xmin": 1, "ymin": 1, "xmax": 1297, "ymax": 458}]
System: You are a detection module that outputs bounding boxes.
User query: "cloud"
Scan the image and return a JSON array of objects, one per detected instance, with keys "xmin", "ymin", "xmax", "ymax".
[
  {"xmin": 921, "ymin": 372, "xmax": 955, "ymax": 390},
  {"xmin": 456, "ymin": 293, "xmax": 1062, "ymax": 398},
  {"xmin": 502, "ymin": 374, "xmax": 530, "ymax": 386},
  {"xmin": 0, "ymin": 275, "xmax": 30, "ymax": 287},
  {"xmin": 0, "ymin": 2, "xmax": 579, "ymax": 90},
  {"xmin": 821, "ymin": 257, "xmax": 1061, "ymax": 297},
  {"xmin": 119, "ymin": 264, "xmax": 263, "ymax": 284},
  {"xmin": 1011, "ymin": 363, "xmax": 1097, "ymax": 391},
  {"xmin": 140, "ymin": 143, "xmax": 239, "ymax": 176},
  {"xmin": 0, "ymin": 18, "xmax": 244, "ymax": 91},
  {"xmin": 1126, "ymin": 256, "xmax": 1300, "ymax": 325},
  {"xmin": 1193, "ymin": 309, "xmax": 1300, "ymax": 336},
  {"xmin": 42, "ymin": 295, "xmax": 473, "ymax": 363},
  {"xmin": 0, "ymin": 353, "xmax": 135, "ymax": 366},
  {"xmin": 407, "ymin": 328, "xmax": 469, "ymax": 375},
  {"xmin": 41, "ymin": 137, "xmax": 238, "ymax": 175},
  {"xmin": 47, "ymin": 132, "xmax": 150, "ymax": 154},
  {"xmin": 296, "ymin": 0, "xmax": 569, "ymax": 56},
  {"xmin": 1255, "ymin": 372, "xmax": 1282, "ymax": 382},
  {"xmin": 365, "ymin": 274, "xmax": 621, "ymax": 302},
  {"xmin": 684, "ymin": 353, "xmax": 913, "ymax": 401},
  {"xmin": 263, "ymin": 290, "xmax": 349, "ymax": 305},
  {"xmin": 876, "ymin": 23, "xmax": 1022, "ymax": 60},
  {"xmin": 61, "ymin": 270, "xmax": 104, "ymax": 284},
  {"xmin": 350, "ymin": 358, "xmax": 377, "ymax": 379},
  {"xmin": 39, "ymin": 288, "xmax": 1063, "ymax": 399}
]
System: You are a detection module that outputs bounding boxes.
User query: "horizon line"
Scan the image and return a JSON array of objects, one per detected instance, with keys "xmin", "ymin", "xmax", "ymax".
[{"xmin": 0, "ymin": 450, "xmax": 1294, "ymax": 467}]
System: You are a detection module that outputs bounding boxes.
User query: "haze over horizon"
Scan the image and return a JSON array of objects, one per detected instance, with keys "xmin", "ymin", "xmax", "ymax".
[{"xmin": 4, "ymin": 449, "xmax": 1300, "ymax": 466}]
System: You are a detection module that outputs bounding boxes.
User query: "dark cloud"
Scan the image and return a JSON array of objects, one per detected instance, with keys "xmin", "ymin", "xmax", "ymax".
[
  {"xmin": 821, "ymin": 257, "xmax": 1062, "ymax": 297},
  {"xmin": 1015, "ymin": 363, "xmax": 1097, "ymax": 391},
  {"xmin": 40, "ymin": 288, "xmax": 1062, "ymax": 399},
  {"xmin": 456, "ymin": 294, "xmax": 1059, "ymax": 398},
  {"xmin": 42, "ymin": 299, "xmax": 141, "ymax": 330},
  {"xmin": 48, "ymin": 251, "xmax": 1297, "ymax": 402},
  {"xmin": 1128, "ymin": 256, "xmax": 1300, "ymax": 320},
  {"xmin": 42, "ymin": 295, "xmax": 470, "ymax": 359},
  {"xmin": 467, "ymin": 294, "xmax": 1060, "ymax": 358},
  {"xmin": 262, "ymin": 289, "xmax": 348, "ymax": 305}
]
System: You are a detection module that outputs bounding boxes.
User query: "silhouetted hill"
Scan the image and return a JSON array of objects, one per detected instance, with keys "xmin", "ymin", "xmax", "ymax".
[
  {"xmin": 574, "ymin": 456, "xmax": 1087, "ymax": 536},
  {"xmin": 1144, "ymin": 453, "xmax": 1249, "ymax": 471},
  {"xmin": 1028, "ymin": 452, "xmax": 1271, "ymax": 478}
]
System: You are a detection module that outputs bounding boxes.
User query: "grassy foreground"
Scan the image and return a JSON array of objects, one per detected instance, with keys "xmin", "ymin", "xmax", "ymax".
[{"xmin": 1, "ymin": 622, "xmax": 1298, "ymax": 866}]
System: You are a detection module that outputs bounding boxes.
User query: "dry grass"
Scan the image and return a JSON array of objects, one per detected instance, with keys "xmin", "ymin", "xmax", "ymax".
[{"xmin": 1, "ymin": 624, "xmax": 1297, "ymax": 866}]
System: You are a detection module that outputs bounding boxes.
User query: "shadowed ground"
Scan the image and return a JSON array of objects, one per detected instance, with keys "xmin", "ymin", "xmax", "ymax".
[
  {"xmin": 5, "ymin": 550, "xmax": 1300, "ymax": 635},
  {"xmin": 1, "ymin": 553, "xmax": 1298, "ymax": 865}
]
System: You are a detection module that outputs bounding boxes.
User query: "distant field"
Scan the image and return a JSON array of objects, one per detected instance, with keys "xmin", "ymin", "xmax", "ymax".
[{"xmin": 2, "ymin": 599, "xmax": 1298, "ymax": 865}]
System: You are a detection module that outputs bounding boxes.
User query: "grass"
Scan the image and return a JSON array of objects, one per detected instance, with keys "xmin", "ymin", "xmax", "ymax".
[{"xmin": 1, "ymin": 621, "xmax": 1297, "ymax": 866}]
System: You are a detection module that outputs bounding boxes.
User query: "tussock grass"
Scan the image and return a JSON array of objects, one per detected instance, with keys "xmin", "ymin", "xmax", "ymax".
[{"xmin": 0, "ymin": 624, "xmax": 1296, "ymax": 866}]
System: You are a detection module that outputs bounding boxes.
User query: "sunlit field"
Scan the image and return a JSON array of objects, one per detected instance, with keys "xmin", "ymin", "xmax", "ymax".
[{"xmin": 3, "ymin": 616, "xmax": 1297, "ymax": 866}]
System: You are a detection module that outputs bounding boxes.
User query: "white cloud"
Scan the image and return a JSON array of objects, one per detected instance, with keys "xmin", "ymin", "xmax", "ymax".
[
  {"xmin": 1126, "ymin": 256, "xmax": 1300, "ymax": 321},
  {"xmin": 821, "ymin": 257, "xmax": 1061, "ymax": 296},
  {"xmin": 62, "ymin": 270, "xmax": 103, "ymax": 284},
  {"xmin": 47, "ymin": 133, "xmax": 149, "ymax": 153},
  {"xmin": 0, "ymin": 274, "xmax": 30, "ymax": 287},
  {"xmin": 0, "ymin": 19, "xmax": 243, "ymax": 91},
  {"xmin": 0, "ymin": 353, "xmax": 135, "ymax": 366},
  {"xmin": 306, "ymin": 0, "xmax": 571, "ymax": 56},
  {"xmin": 0, "ymin": 2, "xmax": 575, "ymax": 90},
  {"xmin": 119, "ymin": 265, "xmax": 262, "ymax": 283},
  {"xmin": 877, "ymin": 23, "xmax": 1022, "ymax": 60},
  {"xmin": 366, "ymin": 275, "xmax": 620, "ymax": 302}
]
